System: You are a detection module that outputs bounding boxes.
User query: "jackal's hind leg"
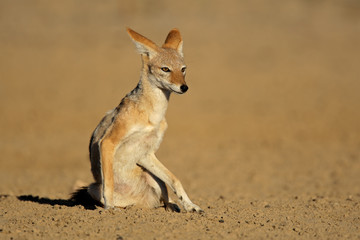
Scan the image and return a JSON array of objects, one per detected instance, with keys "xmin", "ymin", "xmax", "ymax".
[{"xmin": 143, "ymin": 168, "xmax": 180, "ymax": 212}]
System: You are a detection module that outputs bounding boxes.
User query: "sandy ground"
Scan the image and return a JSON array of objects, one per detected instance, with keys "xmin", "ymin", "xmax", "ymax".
[{"xmin": 1, "ymin": 0, "xmax": 360, "ymax": 239}]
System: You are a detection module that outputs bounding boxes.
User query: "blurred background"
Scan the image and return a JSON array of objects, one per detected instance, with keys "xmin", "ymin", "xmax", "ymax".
[{"xmin": 0, "ymin": 0, "xmax": 359, "ymax": 200}]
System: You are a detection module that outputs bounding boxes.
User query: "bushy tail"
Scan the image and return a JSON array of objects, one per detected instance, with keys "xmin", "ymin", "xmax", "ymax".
[{"xmin": 70, "ymin": 186, "xmax": 102, "ymax": 210}]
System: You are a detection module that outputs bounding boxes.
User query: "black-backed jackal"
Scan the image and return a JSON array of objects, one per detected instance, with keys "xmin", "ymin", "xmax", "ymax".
[{"xmin": 87, "ymin": 28, "xmax": 202, "ymax": 212}]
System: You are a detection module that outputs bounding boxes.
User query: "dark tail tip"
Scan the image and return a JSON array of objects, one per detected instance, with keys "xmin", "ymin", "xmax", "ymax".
[{"xmin": 70, "ymin": 187, "xmax": 101, "ymax": 210}]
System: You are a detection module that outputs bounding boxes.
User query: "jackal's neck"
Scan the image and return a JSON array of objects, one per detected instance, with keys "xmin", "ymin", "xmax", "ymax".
[{"xmin": 135, "ymin": 68, "xmax": 170, "ymax": 123}]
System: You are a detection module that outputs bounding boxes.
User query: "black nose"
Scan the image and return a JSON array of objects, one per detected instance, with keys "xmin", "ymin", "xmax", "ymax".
[{"xmin": 180, "ymin": 85, "xmax": 188, "ymax": 93}]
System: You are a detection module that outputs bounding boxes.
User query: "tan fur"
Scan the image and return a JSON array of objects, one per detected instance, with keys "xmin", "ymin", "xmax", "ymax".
[
  {"xmin": 87, "ymin": 28, "xmax": 202, "ymax": 212},
  {"xmin": 162, "ymin": 28, "xmax": 183, "ymax": 51}
]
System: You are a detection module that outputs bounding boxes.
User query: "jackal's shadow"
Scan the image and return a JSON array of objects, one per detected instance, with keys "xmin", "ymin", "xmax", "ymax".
[{"xmin": 17, "ymin": 187, "xmax": 101, "ymax": 210}]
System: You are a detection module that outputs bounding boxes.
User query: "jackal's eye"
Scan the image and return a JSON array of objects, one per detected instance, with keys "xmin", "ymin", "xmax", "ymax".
[
  {"xmin": 161, "ymin": 67, "xmax": 171, "ymax": 72},
  {"xmin": 181, "ymin": 67, "xmax": 187, "ymax": 73}
]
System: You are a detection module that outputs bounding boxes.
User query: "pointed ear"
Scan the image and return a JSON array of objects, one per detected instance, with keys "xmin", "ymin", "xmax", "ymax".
[
  {"xmin": 127, "ymin": 28, "xmax": 159, "ymax": 58},
  {"xmin": 162, "ymin": 28, "xmax": 183, "ymax": 56}
]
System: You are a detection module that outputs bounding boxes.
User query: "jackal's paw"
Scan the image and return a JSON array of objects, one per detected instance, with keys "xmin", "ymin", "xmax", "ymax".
[
  {"xmin": 104, "ymin": 204, "xmax": 115, "ymax": 210},
  {"xmin": 103, "ymin": 200, "xmax": 115, "ymax": 210},
  {"xmin": 183, "ymin": 202, "xmax": 204, "ymax": 213},
  {"xmin": 165, "ymin": 202, "xmax": 181, "ymax": 213},
  {"xmin": 103, "ymin": 192, "xmax": 115, "ymax": 210}
]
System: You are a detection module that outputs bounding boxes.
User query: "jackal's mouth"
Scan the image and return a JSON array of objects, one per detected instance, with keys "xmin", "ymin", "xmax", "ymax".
[
  {"xmin": 170, "ymin": 86, "xmax": 185, "ymax": 94},
  {"xmin": 167, "ymin": 83, "xmax": 188, "ymax": 94}
]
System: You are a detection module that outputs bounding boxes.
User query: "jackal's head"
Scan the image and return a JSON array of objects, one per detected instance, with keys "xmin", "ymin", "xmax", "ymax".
[{"xmin": 127, "ymin": 28, "xmax": 188, "ymax": 94}]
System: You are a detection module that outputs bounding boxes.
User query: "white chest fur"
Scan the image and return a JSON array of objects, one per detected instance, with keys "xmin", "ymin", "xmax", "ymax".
[{"xmin": 113, "ymin": 120, "xmax": 167, "ymax": 169}]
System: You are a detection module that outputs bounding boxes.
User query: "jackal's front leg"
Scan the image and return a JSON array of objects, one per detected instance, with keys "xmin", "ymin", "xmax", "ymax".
[
  {"xmin": 139, "ymin": 154, "xmax": 203, "ymax": 212},
  {"xmin": 99, "ymin": 139, "xmax": 115, "ymax": 209}
]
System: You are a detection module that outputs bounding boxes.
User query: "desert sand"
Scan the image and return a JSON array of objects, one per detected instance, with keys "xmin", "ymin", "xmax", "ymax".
[{"xmin": 1, "ymin": 0, "xmax": 359, "ymax": 239}]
